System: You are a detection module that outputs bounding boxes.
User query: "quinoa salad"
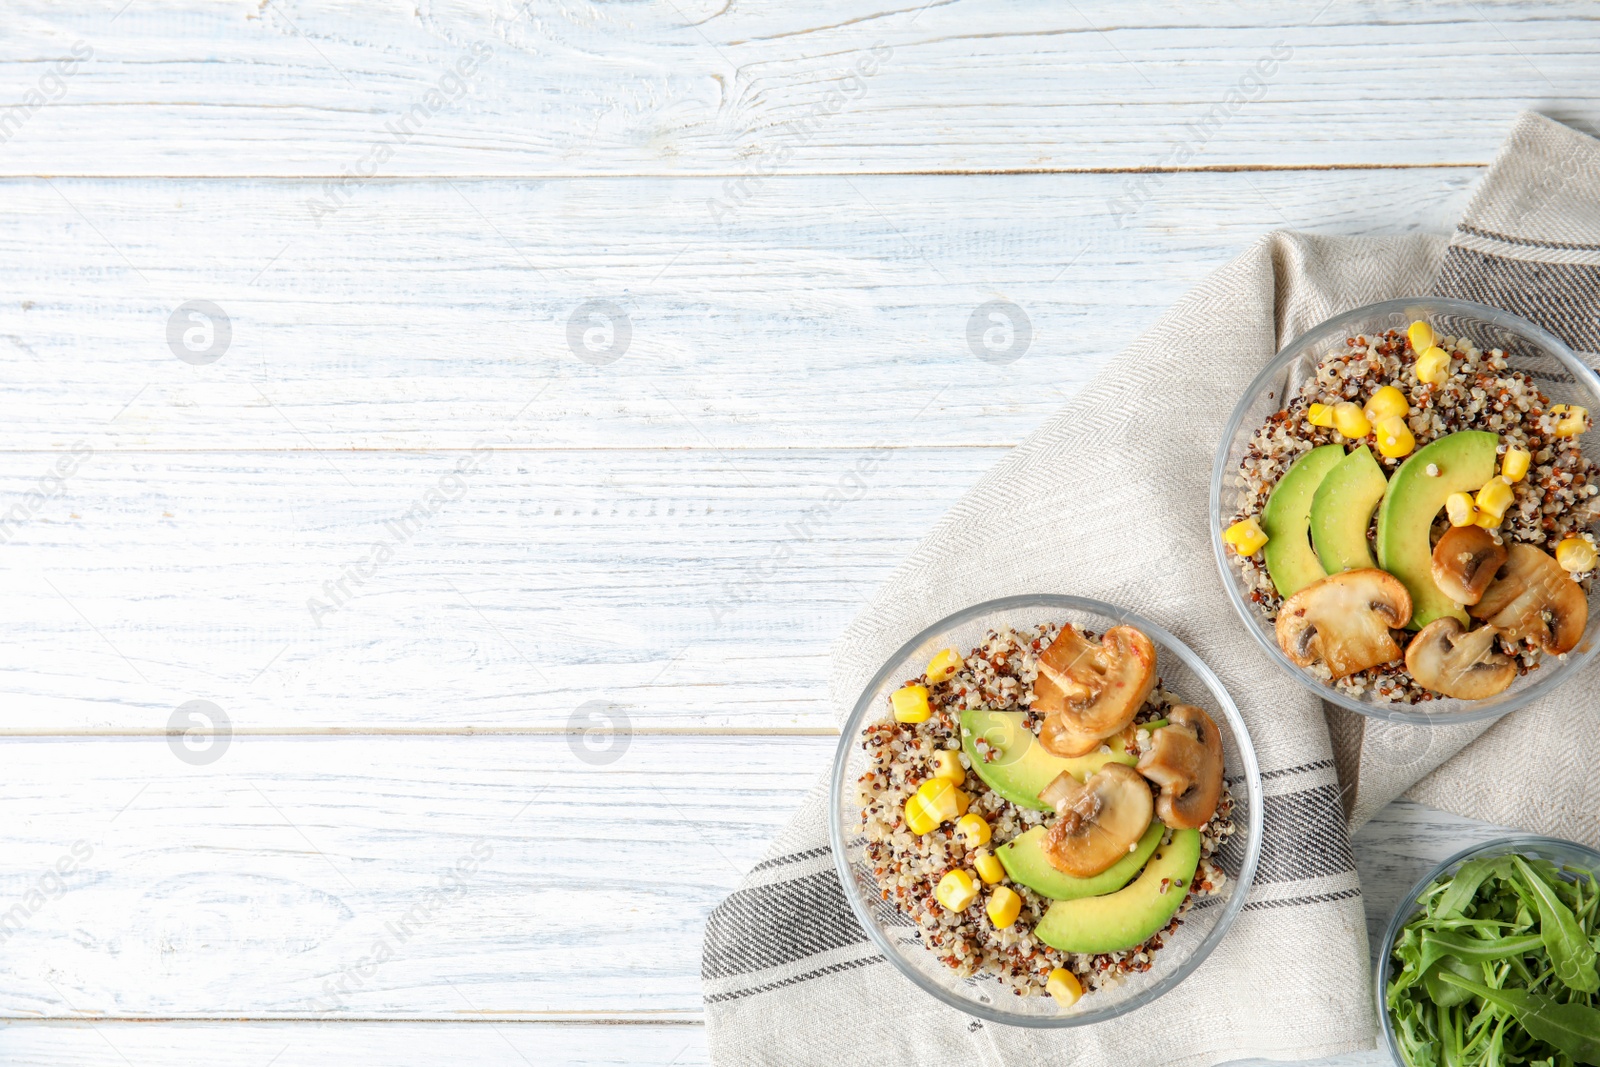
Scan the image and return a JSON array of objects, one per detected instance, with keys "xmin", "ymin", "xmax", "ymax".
[
  {"xmin": 1222, "ymin": 318, "xmax": 1598, "ymax": 705},
  {"xmin": 854, "ymin": 622, "xmax": 1235, "ymax": 1007}
]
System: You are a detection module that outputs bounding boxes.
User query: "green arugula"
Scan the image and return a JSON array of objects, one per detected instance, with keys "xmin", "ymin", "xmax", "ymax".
[
  {"xmin": 1386, "ymin": 851, "xmax": 1600, "ymax": 1067},
  {"xmin": 1513, "ymin": 857, "xmax": 1600, "ymax": 994},
  {"xmin": 1437, "ymin": 975, "xmax": 1600, "ymax": 1065}
]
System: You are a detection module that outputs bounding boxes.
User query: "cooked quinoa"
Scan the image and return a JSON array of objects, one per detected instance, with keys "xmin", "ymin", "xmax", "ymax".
[
  {"xmin": 1229, "ymin": 328, "xmax": 1600, "ymax": 704},
  {"xmin": 855, "ymin": 623, "xmax": 1236, "ymax": 999}
]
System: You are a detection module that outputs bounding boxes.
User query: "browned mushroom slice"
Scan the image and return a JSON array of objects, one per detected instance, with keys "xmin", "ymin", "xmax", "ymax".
[
  {"xmin": 1038, "ymin": 763, "xmax": 1154, "ymax": 878},
  {"xmin": 1404, "ymin": 618, "xmax": 1517, "ymax": 700},
  {"xmin": 1037, "ymin": 713, "xmax": 1112, "ymax": 761},
  {"xmin": 1032, "ymin": 624, "xmax": 1157, "ymax": 758},
  {"xmin": 1470, "ymin": 543, "xmax": 1588, "ymax": 654},
  {"xmin": 1431, "ymin": 525, "xmax": 1507, "ymax": 607},
  {"xmin": 1274, "ymin": 569, "xmax": 1412, "ymax": 679},
  {"xmin": 1135, "ymin": 705, "xmax": 1224, "ymax": 830}
]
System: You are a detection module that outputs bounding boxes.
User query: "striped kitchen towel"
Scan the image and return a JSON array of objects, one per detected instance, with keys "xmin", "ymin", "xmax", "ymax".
[{"xmin": 704, "ymin": 112, "xmax": 1600, "ymax": 1066}]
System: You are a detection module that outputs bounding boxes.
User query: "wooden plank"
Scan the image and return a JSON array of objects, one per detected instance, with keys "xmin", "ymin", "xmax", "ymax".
[
  {"xmin": 0, "ymin": 447, "xmax": 993, "ymax": 732},
  {"xmin": 0, "ymin": 1021, "xmax": 711, "ymax": 1066},
  {"xmin": 1352, "ymin": 798, "xmax": 1519, "ymax": 961},
  {"xmin": 0, "ymin": 1, "xmax": 1595, "ymax": 177},
  {"xmin": 0, "ymin": 734, "xmax": 829, "ymax": 1018},
  {"xmin": 0, "ymin": 168, "xmax": 1476, "ymax": 453}
]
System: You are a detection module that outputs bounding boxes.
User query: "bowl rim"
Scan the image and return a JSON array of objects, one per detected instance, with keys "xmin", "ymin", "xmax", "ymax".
[
  {"xmin": 828, "ymin": 592, "xmax": 1265, "ymax": 1027},
  {"xmin": 1374, "ymin": 833, "xmax": 1600, "ymax": 1066},
  {"xmin": 1208, "ymin": 295, "xmax": 1600, "ymax": 726}
]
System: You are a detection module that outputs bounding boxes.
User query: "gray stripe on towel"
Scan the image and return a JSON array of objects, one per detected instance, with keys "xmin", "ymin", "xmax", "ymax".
[{"xmin": 1435, "ymin": 246, "xmax": 1600, "ymax": 352}]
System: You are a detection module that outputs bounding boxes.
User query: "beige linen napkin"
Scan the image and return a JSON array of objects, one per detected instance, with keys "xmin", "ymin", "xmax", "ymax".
[
  {"xmin": 1330, "ymin": 112, "xmax": 1600, "ymax": 829},
  {"xmin": 703, "ymin": 112, "xmax": 1599, "ymax": 1066}
]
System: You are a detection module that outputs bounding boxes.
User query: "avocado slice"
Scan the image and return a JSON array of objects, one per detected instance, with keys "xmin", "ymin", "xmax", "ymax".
[
  {"xmin": 996, "ymin": 821, "xmax": 1164, "ymax": 901},
  {"xmin": 960, "ymin": 710, "xmax": 1164, "ymax": 812},
  {"xmin": 1261, "ymin": 444, "xmax": 1346, "ymax": 598},
  {"xmin": 1375, "ymin": 431, "xmax": 1498, "ymax": 628},
  {"xmin": 1310, "ymin": 445, "xmax": 1388, "ymax": 573},
  {"xmin": 1033, "ymin": 829, "xmax": 1202, "ymax": 954}
]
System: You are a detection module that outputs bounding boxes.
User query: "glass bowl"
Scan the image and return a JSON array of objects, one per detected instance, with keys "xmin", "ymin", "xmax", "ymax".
[
  {"xmin": 1210, "ymin": 296, "xmax": 1600, "ymax": 725},
  {"xmin": 1376, "ymin": 835, "xmax": 1600, "ymax": 1066},
  {"xmin": 828, "ymin": 594, "xmax": 1263, "ymax": 1026}
]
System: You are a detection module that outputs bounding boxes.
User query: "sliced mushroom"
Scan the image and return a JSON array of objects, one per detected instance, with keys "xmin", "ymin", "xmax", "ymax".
[
  {"xmin": 1135, "ymin": 705, "xmax": 1224, "ymax": 830},
  {"xmin": 1470, "ymin": 543, "xmax": 1588, "ymax": 654},
  {"xmin": 1038, "ymin": 714, "xmax": 1114, "ymax": 761},
  {"xmin": 1038, "ymin": 763, "xmax": 1155, "ymax": 877},
  {"xmin": 1274, "ymin": 569, "xmax": 1413, "ymax": 679},
  {"xmin": 1032, "ymin": 625, "xmax": 1157, "ymax": 758},
  {"xmin": 1431, "ymin": 525, "xmax": 1507, "ymax": 607},
  {"xmin": 1404, "ymin": 618, "xmax": 1518, "ymax": 700}
]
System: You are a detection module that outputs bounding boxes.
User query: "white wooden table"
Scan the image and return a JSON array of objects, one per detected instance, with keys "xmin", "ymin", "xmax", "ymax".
[{"xmin": 1, "ymin": 2, "xmax": 1595, "ymax": 1062}]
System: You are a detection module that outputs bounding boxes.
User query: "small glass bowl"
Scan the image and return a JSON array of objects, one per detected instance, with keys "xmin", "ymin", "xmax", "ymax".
[
  {"xmin": 1376, "ymin": 835, "xmax": 1600, "ymax": 1066},
  {"xmin": 828, "ymin": 594, "xmax": 1263, "ymax": 1026},
  {"xmin": 1210, "ymin": 297, "xmax": 1600, "ymax": 725}
]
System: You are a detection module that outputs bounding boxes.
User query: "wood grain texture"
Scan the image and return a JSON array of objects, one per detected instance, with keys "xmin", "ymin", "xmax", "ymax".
[
  {"xmin": 0, "ymin": 1021, "xmax": 711, "ymax": 1066},
  {"xmin": 0, "ymin": 448, "xmax": 995, "ymax": 731},
  {"xmin": 0, "ymin": 169, "xmax": 1476, "ymax": 454},
  {"xmin": 0, "ymin": 1, "xmax": 1597, "ymax": 177},
  {"xmin": 0, "ymin": 735, "xmax": 827, "ymax": 1019}
]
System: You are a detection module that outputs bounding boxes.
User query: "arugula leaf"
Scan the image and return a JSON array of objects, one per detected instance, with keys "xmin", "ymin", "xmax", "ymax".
[
  {"xmin": 1515, "ymin": 856, "xmax": 1600, "ymax": 994},
  {"xmin": 1438, "ymin": 857, "xmax": 1506, "ymax": 919},
  {"xmin": 1419, "ymin": 931, "xmax": 1545, "ymax": 974},
  {"xmin": 1438, "ymin": 973, "xmax": 1600, "ymax": 1065},
  {"xmin": 1423, "ymin": 955, "xmax": 1480, "ymax": 1009}
]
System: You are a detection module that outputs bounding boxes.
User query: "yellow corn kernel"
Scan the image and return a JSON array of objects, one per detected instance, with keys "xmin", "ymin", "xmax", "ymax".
[
  {"xmin": 929, "ymin": 749, "xmax": 965, "ymax": 784},
  {"xmin": 934, "ymin": 869, "xmax": 980, "ymax": 912},
  {"xmin": 1475, "ymin": 476, "xmax": 1515, "ymax": 523},
  {"xmin": 1374, "ymin": 415, "xmax": 1415, "ymax": 459},
  {"xmin": 1332, "ymin": 401, "xmax": 1371, "ymax": 440},
  {"xmin": 1445, "ymin": 492, "xmax": 1479, "ymax": 527},
  {"xmin": 1408, "ymin": 320, "xmax": 1436, "ymax": 354},
  {"xmin": 904, "ymin": 793, "xmax": 940, "ymax": 835},
  {"xmin": 1364, "ymin": 385, "xmax": 1410, "ymax": 423},
  {"xmin": 1501, "ymin": 446, "xmax": 1531, "ymax": 482},
  {"xmin": 956, "ymin": 813, "xmax": 992, "ymax": 848},
  {"xmin": 1047, "ymin": 967, "xmax": 1084, "ymax": 1008},
  {"xmin": 1222, "ymin": 516, "xmax": 1269, "ymax": 557},
  {"xmin": 1415, "ymin": 345, "xmax": 1451, "ymax": 386},
  {"xmin": 917, "ymin": 778, "xmax": 970, "ymax": 822},
  {"xmin": 1552, "ymin": 405, "xmax": 1590, "ymax": 438},
  {"xmin": 1557, "ymin": 537, "xmax": 1598, "ymax": 573},
  {"xmin": 891, "ymin": 684, "xmax": 930, "ymax": 723},
  {"xmin": 986, "ymin": 885, "xmax": 1022, "ymax": 929},
  {"xmin": 972, "ymin": 847, "xmax": 1005, "ymax": 885},
  {"xmin": 1307, "ymin": 402, "xmax": 1338, "ymax": 428},
  {"xmin": 925, "ymin": 647, "xmax": 963, "ymax": 684}
]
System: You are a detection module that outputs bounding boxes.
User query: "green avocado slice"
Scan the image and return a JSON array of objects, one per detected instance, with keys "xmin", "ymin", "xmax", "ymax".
[
  {"xmin": 959, "ymin": 710, "xmax": 1164, "ymax": 812},
  {"xmin": 1375, "ymin": 430, "xmax": 1498, "ymax": 628},
  {"xmin": 1033, "ymin": 829, "xmax": 1202, "ymax": 954},
  {"xmin": 1310, "ymin": 445, "xmax": 1388, "ymax": 574},
  {"xmin": 1261, "ymin": 444, "xmax": 1346, "ymax": 598},
  {"xmin": 996, "ymin": 821, "xmax": 1164, "ymax": 901}
]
